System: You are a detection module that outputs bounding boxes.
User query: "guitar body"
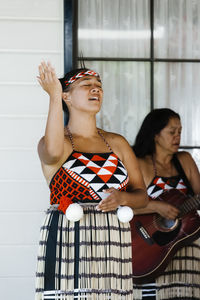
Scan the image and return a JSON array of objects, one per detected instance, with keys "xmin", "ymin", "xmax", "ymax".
[{"xmin": 131, "ymin": 189, "xmax": 200, "ymax": 284}]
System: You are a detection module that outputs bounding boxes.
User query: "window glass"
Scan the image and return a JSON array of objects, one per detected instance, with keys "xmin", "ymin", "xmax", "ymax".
[
  {"xmin": 154, "ymin": 0, "xmax": 200, "ymax": 59},
  {"xmin": 154, "ymin": 62, "xmax": 200, "ymax": 146},
  {"xmin": 77, "ymin": 0, "xmax": 200, "ymax": 160},
  {"xmin": 78, "ymin": 0, "xmax": 150, "ymax": 58}
]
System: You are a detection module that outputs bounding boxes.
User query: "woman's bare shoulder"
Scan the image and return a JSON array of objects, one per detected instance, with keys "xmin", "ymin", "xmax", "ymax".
[
  {"xmin": 137, "ymin": 155, "xmax": 152, "ymax": 168},
  {"xmin": 38, "ymin": 134, "xmax": 73, "ymax": 184},
  {"xmin": 176, "ymin": 150, "xmax": 199, "ymax": 174},
  {"xmin": 136, "ymin": 156, "xmax": 155, "ymax": 186},
  {"xmin": 176, "ymin": 151, "xmax": 200, "ymax": 194},
  {"xmin": 99, "ymin": 129, "xmax": 128, "ymax": 151},
  {"xmin": 176, "ymin": 151, "xmax": 194, "ymax": 165},
  {"xmin": 100, "ymin": 129, "xmax": 127, "ymax": 143}
]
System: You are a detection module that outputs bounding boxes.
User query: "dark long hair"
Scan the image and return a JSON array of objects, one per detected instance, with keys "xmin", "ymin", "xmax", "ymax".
[{"xmin": 133, "ymin": 108, "xmax": 180, "ymax": 158}]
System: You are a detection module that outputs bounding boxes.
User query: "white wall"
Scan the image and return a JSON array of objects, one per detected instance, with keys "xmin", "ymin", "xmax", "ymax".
[{"xmin": 0, "ymin": 1, "xmax": 64, "ymax": 299}]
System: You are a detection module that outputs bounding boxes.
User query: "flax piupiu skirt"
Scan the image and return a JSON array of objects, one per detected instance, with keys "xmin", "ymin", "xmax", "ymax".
[
  {"xmin": 35, "ymin": 205, "xmax": 134, "ymax": 300},
  {"xmin": 133, "ymin": 239, "xmax": 200, "ymax": 300}
]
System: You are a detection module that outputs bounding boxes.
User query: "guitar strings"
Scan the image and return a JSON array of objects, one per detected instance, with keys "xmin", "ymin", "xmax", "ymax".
[{"xmin": 136, "ymin": 191, "xmax": 200, "ymax": 232}]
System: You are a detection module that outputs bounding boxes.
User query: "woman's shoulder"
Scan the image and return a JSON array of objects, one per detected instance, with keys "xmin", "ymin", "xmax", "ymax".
[
  {"xmin": 176, "ymin": 151, "xmax": 197, "ymax": 178},
  {"xmin": 38, "ymin": 133, "xmax": 72, "ymax": 161},
  {"xmin": 137, "ymin": 155, "xmax": 153, "ymax": 173},
  {"xmin": 136, "ymin": 155, "xmax": 154, "ymax": 186},
  {"xmin": 100, "ymin": 129, "xmax": 126, "ymax": 140},
  {"xmin": 137, "ymin": 155, "xmax": 152, "ymax": 165},
  {"xmin": 99, "ymin": 129, "xmax": 133, "ymax": 162},
  {"xmin": 176, "ymin": 150, "xmax": 194, "ymax": 165},
  {"xmin": 38, "ymin": 134, "xmax": 73, "ymax": 184},
  {"xmin": 176, "ymin": 151, "xmax": 200, "ymax": 194},
  {"xmin": 99, "ymin": 129, "xmax": 129, "ymax": 148}
]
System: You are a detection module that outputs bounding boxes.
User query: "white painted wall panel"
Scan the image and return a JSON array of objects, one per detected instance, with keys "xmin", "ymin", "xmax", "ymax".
[
  {"xmin": 0, "ymin": 53, "xmax": 63, "ymax": 82},
  {"xmin": 1, "ymin": 20, "xmax": 63, "ymax": 51},
  {"xmin": 0, "ymin": 212, "xmax": 44, "ymax": 245},
  {"xmin": 0, "ymin": 278, "xmax": 35, "ymax": 300},
  {"xmin": 0, "ymin": 182, "xmax": 49, "ymax": 211},
  {"xmin": 0, "ymin": 245, "xmax": 38, "ymax": 276},
  {"xmin": 0, "ymin": 0, "xmax": 63, "ymax": 18},
  {"xmin": 0, "ymin": 150, "xmax": 44, "ymax": 180},
  {"xmin": 0, "ymin": 1, "xmax": 64, "ymax": 299},
  {"xmin": 0, "ymin": 85, "xmax": 49, "ymax": 115},
  {"xmin": 0, "ymin": 118, "xmax": 47, "ymax": 147}
]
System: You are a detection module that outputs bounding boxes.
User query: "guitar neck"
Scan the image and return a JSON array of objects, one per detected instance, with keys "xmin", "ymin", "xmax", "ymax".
[{"xmin": 179, "ymin": 194, "xmax": 200, "ymax": 217}]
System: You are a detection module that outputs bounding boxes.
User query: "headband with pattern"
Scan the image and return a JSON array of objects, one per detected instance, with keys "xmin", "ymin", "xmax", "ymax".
[{"xmin": 64, "ymin": 70, "xmax": 99, "ymax": 86}]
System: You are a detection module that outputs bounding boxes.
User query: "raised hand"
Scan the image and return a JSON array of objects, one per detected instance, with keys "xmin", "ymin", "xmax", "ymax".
[{"xmin": 37, "ymin": 61, "xmax": 62, "ymax": 97}]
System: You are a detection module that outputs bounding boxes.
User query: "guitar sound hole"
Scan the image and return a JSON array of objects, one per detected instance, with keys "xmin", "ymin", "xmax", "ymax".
[
  {"xmin": 157, "ymin": 217, "xmax": 178, "ymax": 231},
  {"xmin": 152, "ymin": 220, "xmax": 182, "ymax": 246}
]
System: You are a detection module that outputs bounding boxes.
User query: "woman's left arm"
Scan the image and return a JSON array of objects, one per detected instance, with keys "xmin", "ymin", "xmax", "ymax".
[
  {"xmin": 179, "ymin": 151, "xmax": 200, "ymax": 195},
  {"xmin": 97, "ymin": 135, "xmax": 148, "ymax": 212}
]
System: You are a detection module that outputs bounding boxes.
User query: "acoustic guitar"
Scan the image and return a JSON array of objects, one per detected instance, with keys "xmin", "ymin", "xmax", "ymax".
[{"xmin": 130, "ymin": 188, "xmax": 200, "ymax": 284}]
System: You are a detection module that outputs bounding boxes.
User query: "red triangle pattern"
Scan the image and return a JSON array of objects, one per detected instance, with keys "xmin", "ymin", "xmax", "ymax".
[
  {"xmin": 153, "ymin": 177, "xmax": 165, "ymax": 189},
  {"xmin": 100, "ymin": 154, "xmax": 118, "ymax": 180},
  {"xmin": 72, "ymin": 153, "xmax": 90, "ymax": 166},
  {"xmin": 72, "ymin": 152, "xmax": 82, "ymax": 159},
  {"xmin": 91, "ymin": 155, "xmax": 106, "ymax": 161},
  {"xmin": 89, "ymin": 166, "xmax": 101, "ymax": 173},
  {"xmin": 104, "ymin": 166, "xmax": 117, "ymax": 173},
  {"xmin": 98, "ymin": 166, "xmax": 117, "ymax": 183},
  {"xmin": 97, "ymin": 155, "xmax": 118, "ymax": 182},
  {"xmin": 98, "ymin": 174, "xmax": 113, "ymax": 183},
  {"xmin": 72, "ymin": 153, "xmax": 118, "ymax": 183}
]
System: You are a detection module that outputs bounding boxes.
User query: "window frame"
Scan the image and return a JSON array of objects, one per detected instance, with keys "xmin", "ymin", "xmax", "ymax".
[{"xmin": 63, "ymin": 0, "xmax": 200, "ymax": 150}]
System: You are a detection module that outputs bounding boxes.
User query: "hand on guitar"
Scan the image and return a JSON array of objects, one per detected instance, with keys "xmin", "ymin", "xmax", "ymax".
[
  {"xmin": 154, "ymin": 200, "xmax": 180, "ymax": 220},
  {"xmin": 131, "ymin": 189, "xmax": 200, "ymax": 283}
]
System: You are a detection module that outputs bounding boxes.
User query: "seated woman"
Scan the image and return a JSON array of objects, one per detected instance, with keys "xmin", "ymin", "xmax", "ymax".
[
  {"xmin": 132, "ymin": 108, "xmax": 200, "ymax": 300},
  {"xmin": 35, "ymin": 61, "xmax": 148, "ymax": 300}
]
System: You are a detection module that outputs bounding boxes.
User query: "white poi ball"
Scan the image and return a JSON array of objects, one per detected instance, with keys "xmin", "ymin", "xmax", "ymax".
[
  {"xmin": 65, "ymin": 203, "xmax": 84, "ymax": 222},
  {"xmin": 117, "ymin": 206, "xmax": 134, "ymax": 223}
]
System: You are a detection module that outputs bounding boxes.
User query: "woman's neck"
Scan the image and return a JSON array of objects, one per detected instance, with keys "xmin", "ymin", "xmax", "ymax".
[
  {"xmin": 152, "ymin": 152, "xmax": 178, "ymax": 177},
  {"xmin": 67, "ymin": 113, "xmax": 98, "ymax": 137},
  {"xmin": 153, "ymin": 152, "xmax": 174, "ymax": 166}
]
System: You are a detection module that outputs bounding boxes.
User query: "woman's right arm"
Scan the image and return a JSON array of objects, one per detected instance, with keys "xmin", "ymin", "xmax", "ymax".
[
  {"xmin": 134, "ymin": 199, "xmax": 180, "ymax": 220},
  {"xmin": 37, "ymin": 62, "xmax": 65, "ymax": 165}
]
